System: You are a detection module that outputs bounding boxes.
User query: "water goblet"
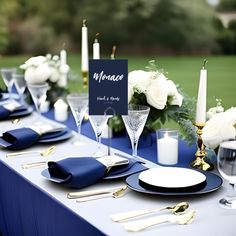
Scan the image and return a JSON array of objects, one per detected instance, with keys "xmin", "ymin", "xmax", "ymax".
[
  {"xmin": 27, "ymin": 82, "xmax": 49, "ymax": 117},
  {"xmin": 89, "ymin": 114, "xmax": 109, "ymax": 157},
  {"xmin": 13, "ymin": 74, "xmax": 27, "ymax": 105},
  {"xmin": 217, "ymin": 140, "xmax": 236, "ymax": 209},
  {"xmin": 0, "ymin": 67, "xmax": 17, "ymax": 100},
  {"xmin": 67, "ymin": 93, "xmax": 88, "ymax": 146},
  {"xmin": 122, "ymin": 105, "xmax": 150, "ymax": 157}
]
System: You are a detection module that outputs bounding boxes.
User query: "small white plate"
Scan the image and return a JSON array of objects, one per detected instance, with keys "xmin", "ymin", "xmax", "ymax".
[{"xmin": 139, "ymin": 167, "xmax": 206, "ymax": 189}]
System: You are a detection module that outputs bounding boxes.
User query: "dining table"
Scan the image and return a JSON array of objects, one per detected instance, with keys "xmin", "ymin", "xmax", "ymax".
[{"xmin": 0, "ymin": 108, "xmax": 235, "ymax": 236}]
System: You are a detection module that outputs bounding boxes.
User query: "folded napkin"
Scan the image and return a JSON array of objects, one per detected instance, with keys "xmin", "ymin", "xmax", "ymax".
[
  {"xmin": 0, "ymin": 101, "xmax": 22, "ymax": 120},
  {"xmin": 0, "ymin": 106, "xmax": 11, "ymax": 119},
  {"xmin": 1, "ymin": 128, "xmax": 40, "ymax": 150},
  {"xmin": 48, "ymin": 157, "xmax": 142, "ymax": 188},
  {"xmin": 48, "ymin": 158, "xmax": 107, "ymax": 188}
]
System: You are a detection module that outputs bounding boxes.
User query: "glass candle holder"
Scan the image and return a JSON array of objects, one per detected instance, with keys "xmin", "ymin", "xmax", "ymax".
[{"xmin": 156, "ymin": 129, "xmax": 178, "ymax": 165}]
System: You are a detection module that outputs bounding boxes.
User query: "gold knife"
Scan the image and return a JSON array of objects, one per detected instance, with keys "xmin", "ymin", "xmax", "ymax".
[{"xmin": 67, "ymin": 185, "xmax": 127, "ymax": 199}]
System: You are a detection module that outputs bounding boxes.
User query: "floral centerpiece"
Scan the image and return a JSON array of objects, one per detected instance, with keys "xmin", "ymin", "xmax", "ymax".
[
  {"xmin": 202, "ymin": 106, "xmax": 236, "ymax": 150},
  {"xmin": 20, "ymin": 54, "xmax": 70, "ymax": 105},
  {"xmin": 110, "ymin": 60, "xmax": 196, "ymax": 145}
]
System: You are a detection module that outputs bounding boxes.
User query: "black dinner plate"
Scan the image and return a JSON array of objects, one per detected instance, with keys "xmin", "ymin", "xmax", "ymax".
[{"xmin": 125, "ymin": 171, "xmax": 223, "ymax": 196}]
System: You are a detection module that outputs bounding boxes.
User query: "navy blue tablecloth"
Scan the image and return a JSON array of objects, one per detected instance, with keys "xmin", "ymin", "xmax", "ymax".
[{"xmin": 0, "ymin": 109, "xmax": 197, "ymax": 236}]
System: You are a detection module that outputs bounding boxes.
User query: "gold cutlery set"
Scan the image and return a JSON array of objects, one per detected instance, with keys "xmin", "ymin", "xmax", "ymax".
[
  {"xmin": 68, "ymin": 186, "xmax": 195, "ymax": 231},
  {"xmin": 6, "ymin": 146, "xmax": 196, "ymax": 232},
  {"xmin": 6, "ymin": 146, "xmax": 55, "ymax": 169}
]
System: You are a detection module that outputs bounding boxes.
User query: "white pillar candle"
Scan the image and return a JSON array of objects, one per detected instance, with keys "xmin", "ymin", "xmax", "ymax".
[
  {"xmin": 93, "ymin": 37, "xmax": 100, "ymax": 59},
  {"xmin": 59, "ymin": 49, "xmax": 68, "ymax": 88},
  {"xmin": 54, "ymin": 99, "xmax": 68, "ymax": 122},
  {"xmin": 60, "ymin": 49, "xmax": 67, "ymax": 65},
  {"xmin": 81, "ymin": 20, "xmax": 88, "ymax": 72},
  {"xmin": 157, "ymin": 134, "xmax": 178, "ymax": 165},
  {"xmin": 196, "ymin": 68, "xmax": 207, "ymax": 124}
]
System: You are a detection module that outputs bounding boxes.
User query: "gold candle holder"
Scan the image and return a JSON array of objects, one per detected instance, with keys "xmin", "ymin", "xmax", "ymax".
[
  {"xmin": 81, "ymin": 71, "xmax": 88, "ymax": 89},
  {"xmin": 190, "ymin": 123, "xmax": 214, "ymax": 171}
]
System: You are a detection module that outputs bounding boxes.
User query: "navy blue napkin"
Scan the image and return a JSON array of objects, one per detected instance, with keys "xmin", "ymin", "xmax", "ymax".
[
  {"xmin": 0, "ymin": 106, "xmax": 11, "ymax": 120},
  {"xmin": 47, "ymin": 157, "xmax": 145, "ymax": 188},
  {"xmin": 1, "ymin": 128, "xmax": 40, "ymax": 150},
  {"xmin": 48, "ymin": 157, "xmax": 107, "ymax": 189}
]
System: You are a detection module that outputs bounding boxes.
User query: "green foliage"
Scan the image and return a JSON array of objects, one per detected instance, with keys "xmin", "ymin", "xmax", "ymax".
[
  {"xmin": 217, "ymin": 0, "xmax": 236, "ymax": 11},
  {"xmin": 0, "ymin": 16, "xmax": 9, "ymax": 54},
  {"xmin": 0, "ymin": 0, "xmax": 228, "ymax": 55}
]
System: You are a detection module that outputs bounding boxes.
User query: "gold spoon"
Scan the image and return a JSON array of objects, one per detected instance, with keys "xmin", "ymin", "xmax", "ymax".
[
  {"xmin": 76, "ymin": 186, "xmax": 128, "ymax": 202},
  {"xmin": 123, "ymin": 210, "xmax": 195, "ymax": 232},
  {"xmin": 11, "ymin": 118, "xmax": 20, "ymax": 124},
  {"xmin": 111, "ymin": 202, "xmax": 189, "ymax": 222},
  {"xmin": 6, "ymin": 145, "xmax": 56, "ymax": 158}
]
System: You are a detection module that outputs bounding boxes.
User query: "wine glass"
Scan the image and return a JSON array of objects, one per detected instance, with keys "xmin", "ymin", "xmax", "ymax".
[
  {"xmin": 0, "ymin": 67, "xmax": 17, "ymax": 100},
  {"xmin": 67, "ymin": 93, "xmax": 88, "ymax": 146},
  {"xmin": 122, "ymin": 105, "xmax": 150, "ymax": 157},
  {"xmin": 89, "ymin": 114, "xmax": 109, "ymax": 157},
  {"xmin": 27, "ymin": 82, "xmax": 49, "ymax": 117},
  {"xmin": 13, "ymin": 74, "xmax": 27, "ymax": 105},
  {"xmin": 217, "ymin": 140, "xmax": 236, "ymax": 209}
]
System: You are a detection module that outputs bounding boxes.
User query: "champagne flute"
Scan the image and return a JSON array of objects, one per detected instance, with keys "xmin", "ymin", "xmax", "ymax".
[
  {"xmin": 0, "ymin": 67, "xmax": 17, "ymax": 101},
  {"xmin": 89, "ymin": 114, "xmax": 109, "ymax": 157},
  {"xmin": 27, "ymin": 82, "xmax": 49, "ymax": 117},
  {"xmin": 122, "ymin": 105, "xmax": 150, "ymax": 157},
  {"xmin": 13, "ymin": 74, "xmax": 27, "ymax": 105},
  {"xmin": 217, "ymin": 140, "xmax": 236, "ymax": 209},
  {"xmin": 67, "ymin": 93, "xmax": 88, "ymax": 146}
]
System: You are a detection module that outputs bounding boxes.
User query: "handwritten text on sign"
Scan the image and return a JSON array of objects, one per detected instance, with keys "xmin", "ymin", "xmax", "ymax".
[{"xmin": 89, "ymin": 59, "xmax": 128, "ymax": 115}]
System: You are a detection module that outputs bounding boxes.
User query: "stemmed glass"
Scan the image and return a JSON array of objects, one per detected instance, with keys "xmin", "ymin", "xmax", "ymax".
[
  {"xmin": 89, "ymin": 114, "xmax": 109, "ymax": 157},
  {"xmin": 217, "ymin": 140, "xmax": 236, "ymax": 209},
  {"xmin": 122, "ymin": 105, "xmax": 150, "ymax": 157},
  {"xmin": 67, "ymin": 93, "xmax": 88, "ymax": 146},
  {"xmin": 13, "ymin": 74, "xmax": 27, "ymax": 105},
  {"xmin": 0, "ymin": 67, "xmax": 17, "ymax": 101},
  {"xmin": 27, "ymin": 82, "xmax": 49, "ymax": 117}
]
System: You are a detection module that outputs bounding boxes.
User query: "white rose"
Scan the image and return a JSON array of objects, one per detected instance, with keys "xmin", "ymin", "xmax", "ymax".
[
  {"xmin": 206, "ymin": 107, "xmax": 217, "ymax": 120},
  {"xmin": 166, "ymin": 80, "xmax": 183, "ymax": 107},
  {"xmin": 59, "ymin": 64, "xmax": 70, "ymax": 74},
  {"xmin": 146, "ymin": 77, "xmax": 168, "ymax": 110},
  {"xmin": 128, "ymin": 70, "xmax": 152, "ymax": 93},
  {"xmin": 25, "ymin": 56, "xmax": 47, "ymax": 67},
  {"xmin": 25, "ymin": 67, "xmax": 38, "ymax": 83},
  {"xmin": 202, "ymin": 108, "xmax": 236, "ymax": 149},
  {"xmin": 34, "ymin": 63, "xmax": 51, "ymax": 83},
  {"xmin": 49, "ymin": 67, "xmax": 60, "ymax": 83},
  {"xmin": 128, "ymin": 84, "xmax": 134, "ymax": 103}
]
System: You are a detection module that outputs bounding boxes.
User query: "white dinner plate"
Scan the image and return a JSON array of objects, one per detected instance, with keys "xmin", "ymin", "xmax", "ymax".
[{"xmin": 139, "ymin": 167, "xmax": 206, "ymax": 189}]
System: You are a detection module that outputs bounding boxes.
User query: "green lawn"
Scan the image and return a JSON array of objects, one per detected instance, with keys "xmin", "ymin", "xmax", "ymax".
[{"xmin": 0, "ymin": 54, "xmax": 235, "ymax": 109}]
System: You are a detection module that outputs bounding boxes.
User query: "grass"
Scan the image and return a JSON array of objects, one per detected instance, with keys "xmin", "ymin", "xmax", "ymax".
[{"xmin": 0, "ymin": 54, "xmax": 235, "ymax": 109}]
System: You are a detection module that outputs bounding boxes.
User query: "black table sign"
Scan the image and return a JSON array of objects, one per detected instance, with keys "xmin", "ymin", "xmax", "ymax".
[{"xmin": 89, "ymin": 59, "xmax": 128, "ymax": 115}]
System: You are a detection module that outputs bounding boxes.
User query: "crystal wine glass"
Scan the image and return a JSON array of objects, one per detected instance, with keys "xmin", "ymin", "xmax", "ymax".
[
  {"xmin": 89, "ymin": 114, "xmax": 109, "ymax": 157},
  {"xmin": 0, "ymin": 67, "xmax": 17, "ymax": 101},
  {"xmin": 122, "ymin": 105, "xmax": 150, "ymax": 157},
  {"xmin": 27, "ymin": 82, "xmax": 49, "ymax": 117},
  {"xmin": 13, "ymin": 74, "xmax": 27, "ymax": 105},
  {"xmin": 67, "ymin": 93, "xmax": 88, "ymax": 146},
  {"xmin": 217, "ymin": 140, "xmax": 236, "ymax": 209}
]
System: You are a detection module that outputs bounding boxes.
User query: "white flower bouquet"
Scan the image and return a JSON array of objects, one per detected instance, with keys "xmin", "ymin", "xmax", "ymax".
[
  {"xmin": 20, "ymin": 54, "xmax": 70, "ymax": 104},
  {"xmin": 20, "ymin": 54, "xmax": 70, "ymax": 87},
  {"xmin": 203, "ymin": 107, "xmax": 236, "ymax": 150},
  {"xmin": 110, "ymin": 61, "xmax": 196, "ymax": 144}
]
